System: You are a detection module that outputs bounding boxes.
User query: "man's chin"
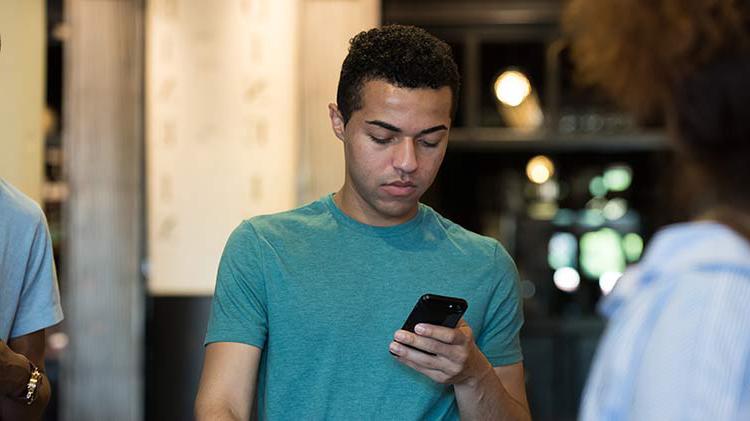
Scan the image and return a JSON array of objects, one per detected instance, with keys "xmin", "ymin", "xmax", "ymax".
[{"xmin": 377, "ymin": 200, "xmax": 420, "ymax": 220}]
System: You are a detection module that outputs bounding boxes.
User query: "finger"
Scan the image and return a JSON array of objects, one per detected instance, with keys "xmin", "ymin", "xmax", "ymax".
[
  {"xmin": 414, "ymin": 323, "xmax": 468, "ymax": 345},
  {"xmin": 389, "ymin": 341, "xmax": 459, "ymax": 375},
  {"xmin": 394, "ymin": 330, "xmax": 449, "ymax": 356},
  {"xmin": 394, "ymin": 352, "xmax": 452, "ymax": 384}
]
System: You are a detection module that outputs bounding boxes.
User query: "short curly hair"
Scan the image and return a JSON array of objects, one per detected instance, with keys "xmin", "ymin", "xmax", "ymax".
[
  {"xmin": 336, "ymin": 25, "xmax": 460, "ymax": 125},
  {"xmin": 563, "ymin": 0, "xmax": 750, "ymax": 210}
]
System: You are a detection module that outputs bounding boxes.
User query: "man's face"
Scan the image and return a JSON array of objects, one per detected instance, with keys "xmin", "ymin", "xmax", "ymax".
[{"xmin": 329, "ymin": 79, "xmax": 452, "ymax": 226}]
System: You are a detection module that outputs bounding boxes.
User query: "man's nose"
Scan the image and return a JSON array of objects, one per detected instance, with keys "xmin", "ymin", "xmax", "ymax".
[{"xmin": 393, "ymin": 139, "xmax": 418, "ymax": 174}]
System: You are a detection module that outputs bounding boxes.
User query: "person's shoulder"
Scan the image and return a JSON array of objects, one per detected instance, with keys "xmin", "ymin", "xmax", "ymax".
[
  {"xmin": 0, "ymin": 179, "xmax": 46, "ymax": 229},
  {"xmin": 237, "ymin": 198, "xmax": 330, "ymax": 239},
  {"xmin": 421, "ymin": 203, "xmax": 505, "ymax": 260}
]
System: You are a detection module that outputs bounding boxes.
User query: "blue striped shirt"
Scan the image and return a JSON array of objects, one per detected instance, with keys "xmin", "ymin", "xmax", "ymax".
[{"xmin": 580, "ymin": 222, "xmax": 750, "ymax": 421}]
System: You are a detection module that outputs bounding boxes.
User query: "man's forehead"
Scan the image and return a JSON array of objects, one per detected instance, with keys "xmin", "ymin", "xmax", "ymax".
[
  {"xmin": 360, "ymin": 79, "xmax": 451, "ymax": 97},
  {"xmin": 358, "ymin": 80, "xmax": 452, "ymax": 116}
]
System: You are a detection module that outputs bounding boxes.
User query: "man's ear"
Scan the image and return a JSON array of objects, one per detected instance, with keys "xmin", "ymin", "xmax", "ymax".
[{"xmin": 328, "ymin": 103, "xmax": 346, "ymax": 142}]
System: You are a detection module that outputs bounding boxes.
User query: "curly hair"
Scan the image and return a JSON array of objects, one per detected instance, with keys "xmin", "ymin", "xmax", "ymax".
[
  {"xmin": 563, "ymin": 0, "xmax": 750, "ymax": 210},
  {"xmin": 336, "ymin": 25, "xmax": 460, "ymax": 124}
]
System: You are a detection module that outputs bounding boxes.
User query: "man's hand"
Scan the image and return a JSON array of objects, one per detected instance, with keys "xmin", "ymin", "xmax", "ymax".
[
  {"xmin": 1, "ymin": 331, "xmax": 51, "ymax": 421},
  {"xmin": 0, "ymin": 340, "xmax": 30, "ymax": 398},
  {"xmin": 389, "ymin": 319, "xmax": 492, "ymax": 386},
  {"xmin": 389, "ymin": 319, "xmax": 531, "ymax": 421}
]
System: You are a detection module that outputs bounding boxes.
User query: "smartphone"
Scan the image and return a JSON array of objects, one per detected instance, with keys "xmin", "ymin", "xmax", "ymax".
[{"xmin": 395, "ymin": 294, "xmax": 468, "ymax": 355}]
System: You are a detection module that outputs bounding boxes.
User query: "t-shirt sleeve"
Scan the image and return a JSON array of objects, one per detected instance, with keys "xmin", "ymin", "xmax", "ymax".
[
  {"xmin": 204, "ymin": 220, "xmax": 268, "ymax": 349},
  {"xmin": 475, "ymin": 243, "xmax": 524, "ymax": 367},
  {"xmin": 11, "ymin": 212, "xmax": 64, "ymax": 338}
]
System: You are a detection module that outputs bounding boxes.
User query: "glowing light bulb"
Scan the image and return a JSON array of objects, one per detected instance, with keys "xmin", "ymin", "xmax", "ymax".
[{"xmin": 494, "ymin": 70, "xmax": 531, "ymax": 107}]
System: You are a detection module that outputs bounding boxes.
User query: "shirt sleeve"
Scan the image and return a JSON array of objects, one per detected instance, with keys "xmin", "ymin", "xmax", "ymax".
[
  {"xmin": 11, "ymin": 212, "xmax": 64, "ymax": 338},
  {"xmin": 204, "ymin": 220, "xmax": 268, "ymax": 349},
  {"xmin": 475, "ymin": 243, "xmax": 524, "ymax": 367}
]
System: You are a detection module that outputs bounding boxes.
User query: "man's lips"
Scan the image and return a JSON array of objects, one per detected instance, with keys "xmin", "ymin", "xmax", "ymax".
[
  {"xmin": 382, "ymin": 181, "xmax": 417, "ymax": 197},
  {"xmin": 387, "ymin": 181, "xmax": 415, "ymax": 188}
]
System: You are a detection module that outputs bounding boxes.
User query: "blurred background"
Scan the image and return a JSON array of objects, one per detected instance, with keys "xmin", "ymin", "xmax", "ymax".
[{"xmin": 1, "ymin": 1, "xmax": 681, "ymax": 420}]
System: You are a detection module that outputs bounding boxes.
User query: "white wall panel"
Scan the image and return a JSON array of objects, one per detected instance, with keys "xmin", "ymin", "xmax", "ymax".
[
  {"xmin": 0, "ymin": 0, "xmax": 45, "ymax": 201},
  {"xmin": 147, "ymin": 0, "xmax": 300, "ymax": 295}
]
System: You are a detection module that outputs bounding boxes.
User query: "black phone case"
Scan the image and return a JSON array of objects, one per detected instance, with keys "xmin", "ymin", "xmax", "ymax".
[
  {"xmin": 394, "ymin": 294, "xmax": 468, "ymax": 356},
  {"xmin": 401, "ymin": 293, "xmax": 468, "ymax": 332}
]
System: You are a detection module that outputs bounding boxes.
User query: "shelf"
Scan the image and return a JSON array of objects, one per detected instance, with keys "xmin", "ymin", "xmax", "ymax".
[
  {"xmin": 384, "ymin": 0, "xmax": 562, "ymax": 27},
  {"xmin": 448, "ymin": 127, "xmax": 670, "ymax": 153}
]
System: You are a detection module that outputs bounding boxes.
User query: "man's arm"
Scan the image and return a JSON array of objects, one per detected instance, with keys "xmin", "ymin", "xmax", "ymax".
[
  {"xmin": 0, "ymin": 330, "xmax": 51, "ymax": 420},
  {"xmin": 454, "ymin": 362, "xmax": 529, "ymax": 421},
  {"xmin": 195, "ymin": 342, "xmax": 262, "ymax": 421},
  {"xmin": 390, "ymin": 320, "xmax": 531, "ymax": 421}
]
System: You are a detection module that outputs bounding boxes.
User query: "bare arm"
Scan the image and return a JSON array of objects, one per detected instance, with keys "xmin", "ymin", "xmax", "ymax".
[
  {"xmin": 390, "ymin": 320, "xmax": 530, "ymax": 421},
  {"xmin": 195, "ymin": 342, "xmax": 262, "ymax": 421},
  {"xmin": 0, "ymin": 330, "xmax": 51, "ymax": 421},
  {"xmin": 454, "ymin": 362, "xmax": 530, "ymax": 421}
]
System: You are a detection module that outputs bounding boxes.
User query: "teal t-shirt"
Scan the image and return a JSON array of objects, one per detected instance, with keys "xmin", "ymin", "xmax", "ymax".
[{"xmin": 205, "ymin": 194, "xmax": 523, "ymax": 420}]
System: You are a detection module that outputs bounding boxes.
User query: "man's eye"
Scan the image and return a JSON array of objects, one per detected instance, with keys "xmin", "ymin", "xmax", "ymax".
[
  {"xmin": 369, "ymin": 135, "xmax": 391, "ymax": 144},
  {"xmin": 419, "ymin": 139, "xmax": 439, "ymax": 148}
]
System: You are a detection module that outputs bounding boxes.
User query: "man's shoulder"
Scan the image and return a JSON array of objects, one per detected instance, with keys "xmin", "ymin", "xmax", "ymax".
[
  {"xmin": 0, "ymin": 179, "xmax": 45, "ymax": 230},
  {"xmin": 421, "ymin": 204, "xmax": 505, "ymax": 260},
  {"xmin": 236, "ymin": 198, "xmax": 331, "ymax": 239}
]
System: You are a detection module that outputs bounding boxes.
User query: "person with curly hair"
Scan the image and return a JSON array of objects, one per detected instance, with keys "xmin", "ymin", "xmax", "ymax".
[
  {"xmin": 564, "ymin": 0, "xmax": 750, "ymax": 419},
  {"xmin": 195, "ymin": 25, "xmax": 531, "ymax": 421}
]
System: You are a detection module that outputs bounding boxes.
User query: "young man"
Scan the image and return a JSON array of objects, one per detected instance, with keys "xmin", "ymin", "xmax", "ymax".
[
  {"xmin": 196, "ymin": 25, "xmax": 530, "ymax": 420},
  {"xmin": 0, "ymin": 178, "xmax": 64, "ymax": 420}
]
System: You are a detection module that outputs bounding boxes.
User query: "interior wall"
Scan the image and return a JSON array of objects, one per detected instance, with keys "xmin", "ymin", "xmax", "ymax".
[
  {"xmin": 146, "ymin": 0, "xmax": 300, "ymax": 295},
  {"xmin": 0, "ymin": 0, "xmax": 45, "ymax": 201},
  {"xmin": 297, "ymin": 0, "xmax": 381, "ymax": 204}
]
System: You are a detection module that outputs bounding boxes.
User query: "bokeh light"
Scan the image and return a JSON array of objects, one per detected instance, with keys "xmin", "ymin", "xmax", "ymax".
[
  {"xmin": 603, "ymin": 198, "xmax": 628, "ymax": 221},
  {"xmin": 548, "ymin": 232, "xmax": 578, "ymax": 270},
  {"xmin": 603, "ymin": 165, "xmax": 632, "ymax": 192},
  {"xmin": 553, "ymin": 267, "xmax": 581, "ymax": 292},
  {"xmin": 526, "ymin": 155, "xmax": 555, "ymax": 184},
  {"xmin": 588, "ymin": 176, "xmax": 608, "ymax": 197},
  {"xmin": 520, "ymin": 280, "xmax": 537, "ymax": 299},
  {"xmin": 622, "ymin": 233, "xmax": 644, "ymax": 262},
  {"xmin": 552, "ymin": 208, "xmax": 576, "ymax": 227},
  {"xmin": 599, "ymin": 271, "xmax": 623, "ymax": 295},
  {"xmin": 580, "ymin": 228, "xmax": 625, "ymax": 279},
  {"xmin": 494, "ymin": 70, "xmax": 532, "ymax": 107}
]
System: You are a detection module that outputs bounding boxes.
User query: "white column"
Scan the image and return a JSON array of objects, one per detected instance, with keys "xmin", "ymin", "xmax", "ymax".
[{"xmin": 62, "ymin": 0, "xmax": 144, "ymax": 419}]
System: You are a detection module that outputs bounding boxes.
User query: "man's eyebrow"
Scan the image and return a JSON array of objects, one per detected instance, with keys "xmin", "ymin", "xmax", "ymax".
[{"xmin": 365, "ymin": 120, "xmax": 448, "ymax": 136}]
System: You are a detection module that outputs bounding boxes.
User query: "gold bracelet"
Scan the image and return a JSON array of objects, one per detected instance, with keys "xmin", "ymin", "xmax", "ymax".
[{"xmin": 24, "ymin": 362, "xmax": 42, "ymax": 405}]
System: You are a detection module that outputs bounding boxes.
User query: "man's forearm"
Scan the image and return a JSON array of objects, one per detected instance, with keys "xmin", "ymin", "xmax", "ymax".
[
  {"xmin": 195, "ymin": 404, "xmax": 244, "ymax": 421},
  {"xmin": 454, "ymin": 365, "xmax": 531, "ymax": 421}
]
